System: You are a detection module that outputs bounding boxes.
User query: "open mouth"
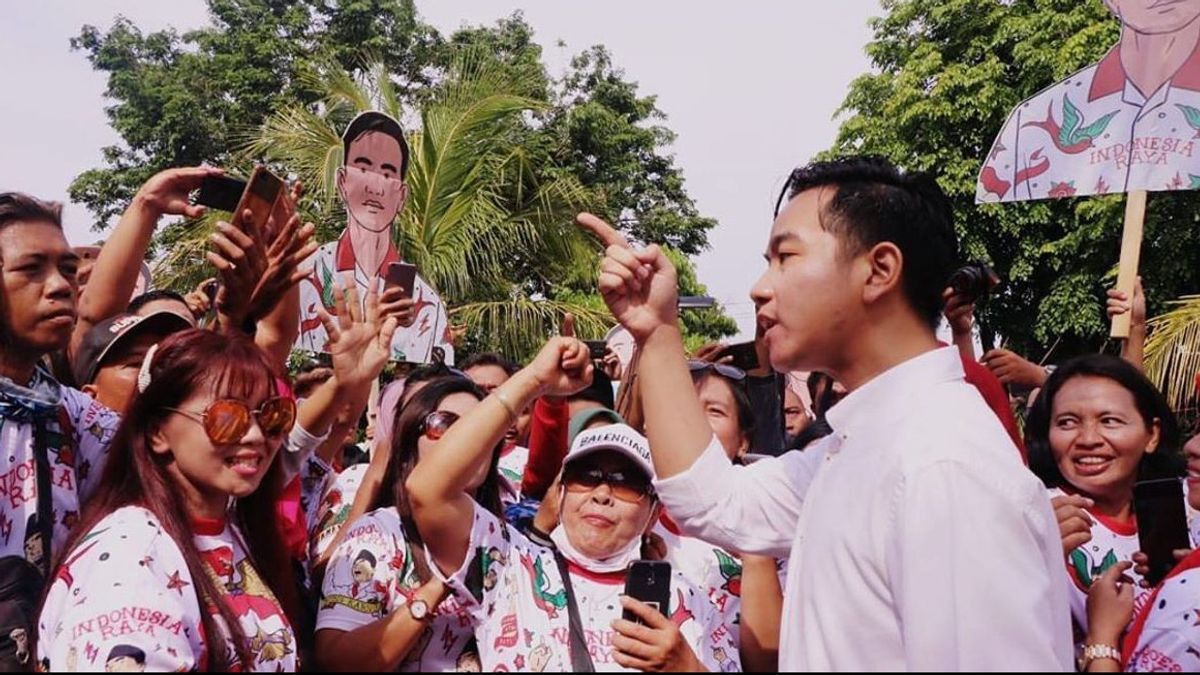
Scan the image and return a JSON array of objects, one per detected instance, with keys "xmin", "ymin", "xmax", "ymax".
[
  {"xmin": 1071, "ymin": 454, "xmax": 1115, "ymax": 477},
  {"xmin": 225, "ymin": 454, "xmax": 264, "ymax": 476}
]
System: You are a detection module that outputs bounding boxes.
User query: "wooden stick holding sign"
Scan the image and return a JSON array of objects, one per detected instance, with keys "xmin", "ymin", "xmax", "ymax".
[{"xmin": 1110, "ymin": 190, "xmax": 1146, "ymax": 339}]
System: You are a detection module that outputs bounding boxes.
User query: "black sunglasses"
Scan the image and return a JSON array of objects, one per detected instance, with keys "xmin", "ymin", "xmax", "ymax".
[{"xmin": 687, "ymin": 360, "xmax": 746, "ymax": 382}]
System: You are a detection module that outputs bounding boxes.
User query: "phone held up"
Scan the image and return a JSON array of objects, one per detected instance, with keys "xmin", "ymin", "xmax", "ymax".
[
  {"xmin": 194, "ymin": 166, "xmax": 285, "ymax": 236},
  {"xmin": 623, "ymin": 561, "xmax": 672, "ymax": 624},
  {"xmin": 384, "ymin": 262, "xmax": 418, "ymax": 301},
  {"xmin": 1134, "ymin": 478, "xmax": 1191, "ymax": 587}
]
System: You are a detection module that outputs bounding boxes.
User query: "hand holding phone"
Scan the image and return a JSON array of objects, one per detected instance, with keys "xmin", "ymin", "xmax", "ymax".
[
  {"xmin": 1134, "ymin": 478, "xmax": 1191, "ymax": 586},
  {"xmin": 623, "ymin": 560, "xmax": 672, "ymax": 624},
  {"xmin": 232, "ymin": 166, "xmax": 285, "ymax": 238}
]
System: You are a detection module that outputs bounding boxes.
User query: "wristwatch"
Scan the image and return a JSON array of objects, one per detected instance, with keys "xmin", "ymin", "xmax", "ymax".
[
  {"xmin": 1079, "ymin": 643, "xmax": 1120, "ymax": 670},
  {"xmin": 408, "ymin": 598, "xmax": 432, "ymax": 622}
]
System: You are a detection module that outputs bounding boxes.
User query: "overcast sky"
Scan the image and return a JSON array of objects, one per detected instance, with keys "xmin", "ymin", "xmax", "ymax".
[{"xmin": 0, "ymin": 0, "xmax": 879, "ymax": 338}]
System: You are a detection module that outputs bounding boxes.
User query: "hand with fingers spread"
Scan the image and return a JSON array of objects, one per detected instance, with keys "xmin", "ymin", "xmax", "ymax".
[
  {"xmin": 208, "ymin": 208, "xmax": 264, "ymax": 330},
  {"xmin": 244, "ymin": 209, "xmax": 318, "ymax": 324},
  {"xmin": 132, "ymin": 166, "xmax": 224, "ymax": 221},
  {"xmin": 1051, "ymin": 494, "xmax": 1095, "ymax": 556},
  {"xmin": 319, "ymin": 276, "xmax": 399, "ymax": 390},
  {"xmin": 611, "ymin": 596, "xmax": 704, "ymax": 672},
  {"xmin": 981, "ymin": 348, "xmax": 1048, "ymax": 389},
  {"xmin": 1085, "ymin": 561, "xmax": 1135, "ymax": 648},
  {"xmin": 577, "ymin": 213, "xmax": 679, "ymax": 342}
]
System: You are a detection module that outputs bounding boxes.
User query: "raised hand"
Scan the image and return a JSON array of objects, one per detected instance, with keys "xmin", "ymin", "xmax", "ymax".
[
  {"xmin": 527, "ymin": 334, "xmax": 593, "ymax": 398},
  {"xmin": 245, "ymin": 210, "xmax": 318, "ymax": 324},
  {"xmin": 981, "ymin": 348, "xmax": 1048, "ymax": 389},
  {"xmin": 577, "ymin": 212, "xmax": 679, "ymax": 342},
  {"xmin": 942, "ymin": 286, "xmax": 976, "ymax": 338},
  {"xmin": 134, "ymin": 166, "xmax": 223, "ymax": 220},
  {"xmin": 1106, "ymin": 276, "xmax": 1146, "ymax": 327},
  {"xmin": 319, "ymin": 275, "xmax": 399, "ymax": 389}
]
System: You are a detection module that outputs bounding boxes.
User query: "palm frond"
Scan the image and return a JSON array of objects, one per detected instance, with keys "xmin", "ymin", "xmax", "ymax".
[
  {"xmin": 1144, "ymin": 295, "xmax": 1200, "ymax": 415},
  {"xmin": 452, "ymin": 297, "xmax": 611, "ymax": 361}
]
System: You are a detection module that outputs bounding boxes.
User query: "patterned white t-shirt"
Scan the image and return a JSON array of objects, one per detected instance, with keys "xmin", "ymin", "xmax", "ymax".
[
  {"xmin": 435, "ymin": 502, "xmax": 736, "ymax": 672},
  {"xmin": 654, "ymin": 519, "xmax": 743, "ymax": 664},
  {"xmin": 0, "ymin": 386, "xmax": 119, "ymax": 566},
  {"xmin": 317, "ymin": 507, "xmax": 479, "ymax": 671},
  {"xmin": 1124, "ymin": 548, "xmax": 1200, "ymax": 672},
  {"xmin": 38, "ymin": 506, "xmax": 297, "ymax": 672},
  {"xmin": 309, "ymin": 463, "xmax": 371, "ymax": 563}
]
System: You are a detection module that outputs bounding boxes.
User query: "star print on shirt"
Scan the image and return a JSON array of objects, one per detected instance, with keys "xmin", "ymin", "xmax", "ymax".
[{"xmin": 166, "ymin": 570, "xmax": 190, "ymax": 595}]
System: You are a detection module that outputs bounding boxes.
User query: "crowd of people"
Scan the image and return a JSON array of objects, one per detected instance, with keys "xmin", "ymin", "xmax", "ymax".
[{"xmin": 2, "ymin": 142, "xmax": 1199, "ymax": 672}]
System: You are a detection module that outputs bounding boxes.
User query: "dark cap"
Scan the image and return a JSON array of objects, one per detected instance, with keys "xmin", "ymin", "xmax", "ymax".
[{"xmin": 73, "ymin": 311, "xmax": 191, "ymax": 386}]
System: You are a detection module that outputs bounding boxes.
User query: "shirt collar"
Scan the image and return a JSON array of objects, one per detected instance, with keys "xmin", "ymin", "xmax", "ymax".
[
  {"xmin": 334, "ymin": 231, "xmax": 402, "ymax": 274},
  {"xmin": 1089, "ymin": 41, "xmax": 1200, "ymax": 102},
  {"xmin": 824, "ymin": 346, "xmax": 964, "ymax": 440}
]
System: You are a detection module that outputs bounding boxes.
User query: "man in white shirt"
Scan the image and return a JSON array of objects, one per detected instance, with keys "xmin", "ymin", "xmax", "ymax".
[{"xmin": 579, "ymin": 156, "xmax": 1074, "ymax": 671}]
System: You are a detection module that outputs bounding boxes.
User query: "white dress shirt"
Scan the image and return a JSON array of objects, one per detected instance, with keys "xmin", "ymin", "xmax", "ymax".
[{"xmin": 656, "ymin": 347, "xmax": 1073, "ymax": 671}]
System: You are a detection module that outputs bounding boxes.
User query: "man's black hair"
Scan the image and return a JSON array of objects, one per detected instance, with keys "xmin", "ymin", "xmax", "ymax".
[
  {"xmin": 459, "ymin": 352, "xmax": 519, "ymax": 377},
  {"xmin": 775, "ymin": 156, "xmax": 959, "ymax": 328},
  {"xmin": 343, "ymin": 112, "xmax": 410, "ymax": 180},
  {"xmin": 128, "ymin": 289, "xmax": 189, "ymax": 315}
]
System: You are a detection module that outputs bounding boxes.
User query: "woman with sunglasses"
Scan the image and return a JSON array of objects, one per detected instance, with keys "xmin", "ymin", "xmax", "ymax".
[
  {"xmin": 407, "ymin": 337, "xmax": 729, "ymax": 672},
  {"xmin": 38, "ymin": 329, "xmax": 303, "ymax": 671},
  {"xmin": 314, "ymin": 376, "xmax": 504, "ymax": 671}
]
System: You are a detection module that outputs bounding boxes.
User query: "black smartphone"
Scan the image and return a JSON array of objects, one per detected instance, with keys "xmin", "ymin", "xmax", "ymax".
[
  {"xmin": 384, "ymin": 262, "xmax": 418, "ymax": 300},
  {"xmin": 1134, "ymin": 478, "xmax": 1191, "ymax": 586},
  {"xmin": 585, "ymin": 340, "xmax": 608, "ymax": 360},
  {"xmin": 623, "ymin": 560, "xmax": 672, "ymax": 624},
  {"xmin": 195, "ymin": 175, "xmax": 247, "ymax": 213},
  {"xmin": 725, "ymin": 341, "xmax": 760, "ymax": 372},
  {"xmin": 232, "ymin": 166, "xmax": 284, "ymax": 237}
]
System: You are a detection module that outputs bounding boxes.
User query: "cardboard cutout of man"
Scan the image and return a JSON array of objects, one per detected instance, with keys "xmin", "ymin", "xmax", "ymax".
[
  {"xmin": 297, "ymin": 111, "xmax": 454, "ymax": 363},
  {"xmin": 978, "ymin": 0, "xmax": 1200, "ymax": 202}
]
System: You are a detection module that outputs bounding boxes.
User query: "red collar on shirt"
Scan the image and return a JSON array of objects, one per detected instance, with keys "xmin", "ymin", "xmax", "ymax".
[
  {"xmin": 334, "ymin": 232, "xmax": 401, "ymax": 274},
  {"xmin": 1057, "ymin": 485, "xmax": 1138, "ymax": 536},
  {"xmin": 1089, "ymin": 41, "xmax": 1200, "ymax": 101},
  {"xmin": 567, "ymin": 560, "xmax": 626, "ymax": 586},
  {"xmin": 190, "ymin": 515, "xmax": 226, "ymax": 536},
  {"xmin": 1121, "ymin": 547, "xmax": 1200, "ymax": 666}
]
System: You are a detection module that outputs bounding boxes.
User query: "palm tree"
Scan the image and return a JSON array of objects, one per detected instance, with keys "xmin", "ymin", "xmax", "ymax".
[
  {"xmin": 1144, "ymin": 296, "xmax": 1200, "ymax": 420},
  {"xmin": 177, "ymin": 51, "xmax": 612, "ymax": 360}
]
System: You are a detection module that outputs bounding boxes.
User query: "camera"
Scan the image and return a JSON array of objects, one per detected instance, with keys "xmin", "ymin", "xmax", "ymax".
[{"xmin": 947, "ymin": 262, "xmax": 1000, "ymax": 302}]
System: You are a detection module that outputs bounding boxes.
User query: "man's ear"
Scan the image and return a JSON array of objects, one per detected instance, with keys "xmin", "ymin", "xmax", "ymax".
[
  {"xmin": 394, "ymin": 182, "xmax": 410, "ymax": 215},
  {"xmin": 861, "ymin": 242, "xmax": 904, "ymax": 306},
  {"xmin": 335, "ymin": 166, "xmax": 348, "ymax": 203}
]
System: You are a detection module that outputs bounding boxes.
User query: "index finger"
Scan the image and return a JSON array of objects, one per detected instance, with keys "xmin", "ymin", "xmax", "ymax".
[
  {"xmin": 618, "ymin": 596, "xmax": 670, "ymax": 630},
  {"xmin": 577, "ymin": 212, "xmax": 630, "ymax": 249},
  {"xmin": 561, "ymin": 312, "xmax": 576, "ymax": 338}
]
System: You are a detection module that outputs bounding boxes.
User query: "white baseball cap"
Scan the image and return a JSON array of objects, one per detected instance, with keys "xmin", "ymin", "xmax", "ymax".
[{"xmin": 563, "ymin": 423, "xmax": 655, "ymax": 481}]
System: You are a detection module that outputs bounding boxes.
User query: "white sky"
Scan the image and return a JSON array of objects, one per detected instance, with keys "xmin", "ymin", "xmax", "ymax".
[{"xmin": 0, "ymin": 0, "xmax": 879, "ymax": 339}]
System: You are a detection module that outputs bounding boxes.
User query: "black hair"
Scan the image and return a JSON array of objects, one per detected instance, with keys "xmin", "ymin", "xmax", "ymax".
[
  {"xmin": 400, "ymin": 363, "xmax": 467, "ymax": 405},
  {"xmin": 375, "ymin": 377, "xmax": 503, "ymax": 581},
  {"xmin": 571, "ymin": 367, "xmax": 615, "ymax": 410},
  {"xmin": 128, "ymin": 289, "xmax": 189, "ymax": 316},
  {"xmin": 1026, "ymin": 354, "xmax": 1184, "ymax": 489},
  {"xmin": 343, "ymin": 112, "xmax": 410, "ymax": 179},
  {"xmin": 107, "ymin": 645, "xmax": 146, "ymax": 664},
  {"xmin": 459, "ymin": 352, "xmax": 519, "ymax": 377},
  {"xmin": 775, "ymin": 156, "xmax": 958, "ymax": 328},
  {"xmin": 353, "ymin": 549, "xmax": 377, "ymax": 567},
  {"xmin": 0, "ymin": 192, "xmax": 63, "ymax": 232},
  {"xmin": 690, "ymin": 369, "xmax": 757, "ymax": 444}
]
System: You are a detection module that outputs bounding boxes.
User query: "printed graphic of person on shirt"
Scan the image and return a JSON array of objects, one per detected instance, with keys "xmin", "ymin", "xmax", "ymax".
[
  {"xmin": 978, "ymin": 0, "xmax": 1200, "ymax": 201},
  {"xmin": 104, "ymin": 645, "xmax": 146, "ymax": 672},
  {"xmin": 23, "ymin": 513, "xmax": 42, "ymax": 569}
]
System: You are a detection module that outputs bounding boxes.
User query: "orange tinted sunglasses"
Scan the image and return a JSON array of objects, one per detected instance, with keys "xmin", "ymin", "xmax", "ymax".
[{"xmin": 165, "ymin": 397, "xmax": 296, "ymax": 445}]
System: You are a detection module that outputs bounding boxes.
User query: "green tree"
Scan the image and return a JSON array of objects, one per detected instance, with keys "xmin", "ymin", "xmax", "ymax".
[{"xmin": 827, "ymin": 0, "xmax": 1200, "ymax": 361}]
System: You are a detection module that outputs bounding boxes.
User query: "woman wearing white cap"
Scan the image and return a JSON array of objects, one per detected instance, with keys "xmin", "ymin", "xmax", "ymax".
[{"xmin": 407, "ymin": 337, "xmax": 731, "ymax": 672}]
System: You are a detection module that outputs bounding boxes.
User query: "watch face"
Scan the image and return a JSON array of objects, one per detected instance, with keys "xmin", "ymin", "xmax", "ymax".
[{"xmin": 410, "ymin": 599, "xmax": 429, "ymax": 620}]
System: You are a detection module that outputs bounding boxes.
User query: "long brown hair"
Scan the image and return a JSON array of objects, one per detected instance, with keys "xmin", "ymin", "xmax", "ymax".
[
  {"xmin": 373, "ymin": 377, "xmax": 504, "ymax": 580},
  {"xmin": 46, "ymin": 329, "xmax": 300, "ymax": 669}
]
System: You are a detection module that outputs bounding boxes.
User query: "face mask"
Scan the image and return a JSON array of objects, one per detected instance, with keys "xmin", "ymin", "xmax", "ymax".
[{"xmin": 549, "ymin": 490, "xmax": 653, "ymax": 573}]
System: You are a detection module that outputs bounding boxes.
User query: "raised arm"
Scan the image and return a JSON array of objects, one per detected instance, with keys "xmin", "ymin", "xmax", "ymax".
[
  {"xmin": 1107, "ymin": 276, "xmax": 1146, "ymax": 371},
  {"xmin": 71, "ymin": 167, "xmax": 221, "ymax": 356},
  {"xmin": 578, "ymin": 213, "xmax": 711, "ymax": 477},
  {"xmin": 406, "ymin": 336, "xmax": 592, "ymax": 575}
]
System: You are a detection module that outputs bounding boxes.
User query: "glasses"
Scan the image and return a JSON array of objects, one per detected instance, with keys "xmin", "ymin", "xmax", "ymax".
[
  {"xmin": 165, "ymin": 397, "xmax": 296, "ymax": 445},
  {"xmin": 562, "ymin": 465, "xmax": 653, "ymax": 503},
  {"xmin": 687, "ymin": 360, "xmax": 746, "ymax": 382},
  {"xmin": 421, "ymin": 410, "xmax": 461, "ymax": 440}
]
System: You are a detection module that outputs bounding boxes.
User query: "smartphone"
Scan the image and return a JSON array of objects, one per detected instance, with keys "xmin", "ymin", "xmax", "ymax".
[
  {"xmin": 231, "ymin": 166, "xmax": 284, "ymax": 237},
  {"xmin": 725, "ymin": 341, "xmax": 760, "ymax": 372},
  {"xmin": 1134, "ymin": 478, "xmax": 1191, "ymax": 586},
  {"xmin": 385, "ymin": 262, "xmax": 418, "ymax": 300},
  {"xmin": 585, "ymin": 340, "xmax": 608, "ymax": 360},
  {"xmin": 623, "ymin": 561, "xmax": 672, "ymax": 624},
  {"xmin": 194, "ymin": 175, "xmax": 247, "ymax": 213}
]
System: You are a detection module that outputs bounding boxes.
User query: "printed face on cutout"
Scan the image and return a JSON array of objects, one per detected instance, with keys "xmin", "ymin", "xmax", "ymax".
[{"xmin": 337, "ymin": 130, "xmax": 409, "ymax": 234}]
